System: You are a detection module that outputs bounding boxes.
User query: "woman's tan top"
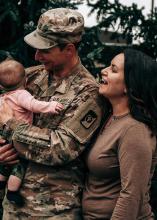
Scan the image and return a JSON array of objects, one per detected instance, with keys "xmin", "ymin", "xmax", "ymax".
[{"xmin": 83, "ymin": 114, "xmax": 157, "ymax": 220}]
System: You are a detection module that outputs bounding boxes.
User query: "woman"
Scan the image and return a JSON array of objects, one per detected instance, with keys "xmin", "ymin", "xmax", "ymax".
[{"xmin": 82, "ymin": 49, "xmax": 157, "ymax": 220}]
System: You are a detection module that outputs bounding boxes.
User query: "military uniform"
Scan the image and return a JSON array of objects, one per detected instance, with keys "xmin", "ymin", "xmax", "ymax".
[
  {"xmin": 2, "ymin": 61, "xmax": 106, "ymax": 219},
  {"xmin": 0, "ymin": 125, "xmax": 26, "ymax": 191},
  {"xmin": 1, "ymin": 8, "xmax": 109, "ymax": 219}
]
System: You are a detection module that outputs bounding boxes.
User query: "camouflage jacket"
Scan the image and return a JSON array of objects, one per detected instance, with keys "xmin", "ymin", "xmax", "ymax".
[{"xmin": 3, "ymin": 61, "xmax": 106, "ymax": 217}]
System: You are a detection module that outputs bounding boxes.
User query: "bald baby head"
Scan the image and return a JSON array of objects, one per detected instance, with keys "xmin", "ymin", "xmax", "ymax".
[{"xmin": 0, "ymin": 60, "xmax": 25, "ymax": 89}]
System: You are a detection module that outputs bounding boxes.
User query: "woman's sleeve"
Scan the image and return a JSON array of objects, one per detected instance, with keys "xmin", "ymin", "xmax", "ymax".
[{"xmin": 111, "ymin": 123, "xmax": 155, "ymax": 220}]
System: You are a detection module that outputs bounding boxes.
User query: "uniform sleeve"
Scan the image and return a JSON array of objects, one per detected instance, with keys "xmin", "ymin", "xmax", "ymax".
[
  {"xmin": 6, "ymin": 86, "xmax": 104, "ymax": 166},
  {"xmin": 17, "ymin": 90, "xmax": 58, "ymax": 114},
  {"xmin": 111, "ymin": 124, "xmax": 154, "ymax": 220}
]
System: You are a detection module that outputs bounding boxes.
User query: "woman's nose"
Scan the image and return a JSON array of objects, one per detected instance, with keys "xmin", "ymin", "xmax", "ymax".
[{"xmin": 101, "ymin": 67, "xmax": 109, "ymax": 76}]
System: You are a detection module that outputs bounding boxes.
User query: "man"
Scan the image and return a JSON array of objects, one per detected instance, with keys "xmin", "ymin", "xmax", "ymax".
[{"xmin": 0, "ymin": 8, "xmax": 106, "ymax": 219}]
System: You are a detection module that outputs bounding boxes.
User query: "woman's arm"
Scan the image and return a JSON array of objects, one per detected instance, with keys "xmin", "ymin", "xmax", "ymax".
[{"xmin": 111, "ymin": 123, "xmax": 155, "ymax": 220}]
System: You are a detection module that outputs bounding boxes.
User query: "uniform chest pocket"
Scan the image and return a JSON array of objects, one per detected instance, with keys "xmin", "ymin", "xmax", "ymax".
[{"xmin": 35, "ymin": 96, "xmax": 74, "ymax": 129}]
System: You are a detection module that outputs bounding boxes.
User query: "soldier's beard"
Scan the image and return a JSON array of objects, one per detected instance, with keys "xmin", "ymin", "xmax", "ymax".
[{"xmin": 50, "ymin": 64, "xmax": 68, "ymax": 80}]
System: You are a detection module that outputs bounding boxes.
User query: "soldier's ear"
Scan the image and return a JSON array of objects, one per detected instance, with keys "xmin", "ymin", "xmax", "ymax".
[{"xmin": 65, "ymin": 44, "xmax": 75, "ymax": 56}]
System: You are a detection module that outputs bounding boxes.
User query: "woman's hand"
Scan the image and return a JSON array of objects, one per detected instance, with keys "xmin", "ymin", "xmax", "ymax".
[
  {"xmin": 0, "ymin": 101, "xmax": 13, "ymax": 124},
  {"xmin": 0, "ymin": 139, "xmax": 19, "ymax": 165}
]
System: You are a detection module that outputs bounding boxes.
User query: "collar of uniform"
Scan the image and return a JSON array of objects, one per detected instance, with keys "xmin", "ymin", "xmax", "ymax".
[
  {"xmin": 33, "ymin": 69, "xmax": 49, "ymax": 92},
  {"xmin": 55, "ymin": 58, "xmax": 82, "ymax": 93},
  {"xmin": 42, "ymin": 58, "xmax": 83, "ymax": 97}
]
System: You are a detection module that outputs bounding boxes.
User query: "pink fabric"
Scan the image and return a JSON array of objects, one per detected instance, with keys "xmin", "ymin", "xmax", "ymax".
[{"xmin": 0, "ymin": 89, "xmax": 58, "ymax": 124}]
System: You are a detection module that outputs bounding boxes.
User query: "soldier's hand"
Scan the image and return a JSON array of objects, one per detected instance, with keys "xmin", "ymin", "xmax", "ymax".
[{"xmin": 0, "ymin": 139, "xmax": 19, "ymax": 165}]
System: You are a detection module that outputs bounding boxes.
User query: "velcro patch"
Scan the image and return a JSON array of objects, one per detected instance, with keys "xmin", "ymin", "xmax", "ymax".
[
  {"xmin": 60, "ymin": 96, "xmax": 103, "ymax": 144},
  {"xmin": 80, "ymin": 110, "xmax": 97, "ymax": 129}
]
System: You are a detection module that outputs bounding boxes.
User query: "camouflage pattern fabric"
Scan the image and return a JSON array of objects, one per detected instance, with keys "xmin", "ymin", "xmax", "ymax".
[
  {"xmin": 150, "ymin": 165, "xmax": 157, "ymax": 220},
  {"xmin": 0, "ymin": 130, "xmax": 25, "ymax": 181},
  {"xmin": 24, "ymin": 8, "xmax": 84, "ymax": 49},
  {"xmin": 0, "ymin": 160, "xmax": 25, "ymax": 180},
  {"xmin": 3, "ymin": 207, "xmax": 82, "ymax": 219},
  {"xmin": 0, "ymin": 132, "xmax": 26, "ymax": 220},
  {"xmin": 2, "ymin": 61, "xmax": 107, "ymax": 219}
]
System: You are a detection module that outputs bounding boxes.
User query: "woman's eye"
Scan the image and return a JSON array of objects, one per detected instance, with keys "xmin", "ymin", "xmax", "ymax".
[{"xmin": 112, "ymin": 68, "xmax": 117, "ymax": 73}]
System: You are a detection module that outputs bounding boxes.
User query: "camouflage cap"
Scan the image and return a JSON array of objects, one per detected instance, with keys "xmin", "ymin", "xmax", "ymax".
[{"xmin": 24, "ymin": 8, "xmax": 84, "ymax": 49}]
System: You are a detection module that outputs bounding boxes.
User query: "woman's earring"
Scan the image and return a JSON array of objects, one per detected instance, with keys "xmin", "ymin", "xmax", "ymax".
[{"xmin": 124, "ymin": 88, "xmax": 127, "ymax": 95}]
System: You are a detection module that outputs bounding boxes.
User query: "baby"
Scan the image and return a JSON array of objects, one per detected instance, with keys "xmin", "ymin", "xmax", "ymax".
[{"xmin": 0, "ymin": 60, "xmax": 63, "ymax": 206}]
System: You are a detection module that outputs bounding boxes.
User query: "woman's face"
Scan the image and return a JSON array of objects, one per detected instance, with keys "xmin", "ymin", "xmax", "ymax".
[{"xmin": 99, "ymin": 53, "xmax": 126, "ymax": 100}]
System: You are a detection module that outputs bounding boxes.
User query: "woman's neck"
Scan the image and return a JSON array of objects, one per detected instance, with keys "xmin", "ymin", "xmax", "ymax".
[{"xmin": 111, "ymin": 98, "xmax": 130, "ymax": 116}]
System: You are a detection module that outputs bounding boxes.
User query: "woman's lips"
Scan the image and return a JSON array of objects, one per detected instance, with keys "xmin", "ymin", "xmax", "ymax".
[{"xmin": 100, "ymin": 78, "xmax": 108, "ymax": 84}]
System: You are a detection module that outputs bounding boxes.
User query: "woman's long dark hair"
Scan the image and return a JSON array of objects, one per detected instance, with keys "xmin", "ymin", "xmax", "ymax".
[{"xmin": 124, "ymin": 49, "xmax": 157, "ymax": 135}]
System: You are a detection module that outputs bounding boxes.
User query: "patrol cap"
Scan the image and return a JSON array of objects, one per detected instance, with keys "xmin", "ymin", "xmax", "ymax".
[{"xmin": 24, "ymin": 8, "xmax": 84, "ymax": 49}]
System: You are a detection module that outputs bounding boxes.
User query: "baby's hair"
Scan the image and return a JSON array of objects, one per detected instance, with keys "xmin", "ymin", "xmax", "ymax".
[{"xmin": 0, "ymin": 60, "xmax": 25, "ymax": 89}]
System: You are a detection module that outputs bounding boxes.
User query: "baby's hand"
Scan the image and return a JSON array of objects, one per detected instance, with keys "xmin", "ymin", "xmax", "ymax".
[{"xmin": 54, "ymin": 102, "xmax": 64, "ymax": 114}]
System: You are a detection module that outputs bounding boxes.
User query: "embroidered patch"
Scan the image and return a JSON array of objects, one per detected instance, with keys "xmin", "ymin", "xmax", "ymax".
[{"xmin": 80, "ymin": 110, "xmax": 97, "ymax": 129}]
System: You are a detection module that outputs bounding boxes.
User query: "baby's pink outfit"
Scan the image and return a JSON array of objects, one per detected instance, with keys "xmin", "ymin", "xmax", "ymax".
[{"xmin": 0, "ymin": 89, "xmax": 59, "ymax": 124}]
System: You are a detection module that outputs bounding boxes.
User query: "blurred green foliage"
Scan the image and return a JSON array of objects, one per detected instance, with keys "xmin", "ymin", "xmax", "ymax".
[
  {"xmin": 0, "ymin": 0, "xmax": 83, "ymax": 66},
  {"xmin": 1, "ymin": 0, "xmax": 157, "ymax": 72},
  {"xmin": 85, "ymin": 0, "xmax": 157, "ymax": 74}
]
